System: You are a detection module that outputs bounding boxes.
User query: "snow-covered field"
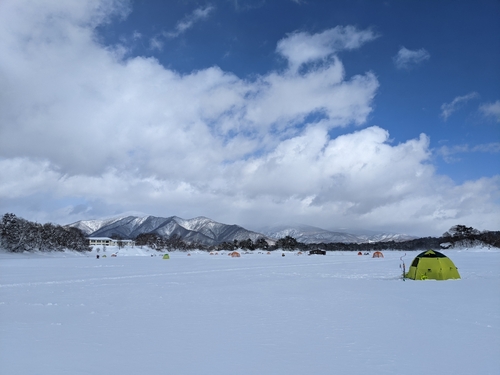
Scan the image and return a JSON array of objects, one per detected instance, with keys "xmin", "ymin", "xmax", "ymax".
[{"xmin": 1, "ymin": 247, "xmax": 499, "ymax": 375}]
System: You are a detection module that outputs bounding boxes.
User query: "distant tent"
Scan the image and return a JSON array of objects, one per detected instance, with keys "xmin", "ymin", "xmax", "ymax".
[
  {"xmin": 162, "ymin": 254, "xmax": 170, "ymax": 259},
  {"xmin": 406, "ymin": 250, "xmax": 460, "ymax": 280},
  {"xmin": 372, "ymin": 251, "xmax": 384, "ymax": 258},
  {"xmin": 357, "ymin": 252, "xmax": 362, "ymax": 256},
  {"xmin": 111, "ymin": 253, "xmax": 117, "ymax": 257},
  {"xmin": 230, "ymin": 251, "xmax": 241, "ymax": 258}
]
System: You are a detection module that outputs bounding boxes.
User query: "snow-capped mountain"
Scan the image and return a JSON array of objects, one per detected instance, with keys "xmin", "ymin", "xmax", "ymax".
[
  {"xmin": 68, "ymin": 215, "xmax": 266, "ymax": 246},
  {"xmin": 259, "ymin": 225, "xmax": 416, "ymax": 244},
  {"xmin": 259, "ymin": 225, "xmax": 361, "ymax": 244},
  {"xmin": 69, "ymin": 215, "xmax": 416, "ymax": 245},
  {"xmin": 355, "ymin": 233, "xmax": 417, "ymax": 243}
]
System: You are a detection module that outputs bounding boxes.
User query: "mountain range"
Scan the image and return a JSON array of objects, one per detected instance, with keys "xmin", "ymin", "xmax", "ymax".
[
  {"xmin": 68, "ymin": 215, "xmax": 415, "ymax": 246},
  {"xmin": 68, "ymin": 215, "xmax": 265, "ymax": 246}
]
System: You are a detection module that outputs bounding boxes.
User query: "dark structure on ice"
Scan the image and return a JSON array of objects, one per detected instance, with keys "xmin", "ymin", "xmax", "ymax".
[{"xmin": 309, "ymin": 249, "xmax": 326, "ymax": 255}]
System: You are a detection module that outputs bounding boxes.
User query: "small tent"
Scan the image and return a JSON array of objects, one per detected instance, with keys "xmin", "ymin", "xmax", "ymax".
[
  {"xmin": 372, "ymin": 251, "xmax": 384, "ymax": 258},
  {"xmin": 405, "ymin": 250, "xmax": 460, "ymax": 280},
  {"xmin": 230, "ymin": 251, "xmax": 241, "ymax": 257},
  {"xmin": 162, "ymin": 254, "xmax": 170, "ymax": 259},
  {"xmin": 357, "ymin": 252, "xmax": 362, "ymax": 256}
]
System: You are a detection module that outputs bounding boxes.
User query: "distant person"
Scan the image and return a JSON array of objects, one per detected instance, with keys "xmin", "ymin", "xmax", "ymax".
[{"xmin": 96, "ymin": 254, "xmax": 100, "ymax": 259}]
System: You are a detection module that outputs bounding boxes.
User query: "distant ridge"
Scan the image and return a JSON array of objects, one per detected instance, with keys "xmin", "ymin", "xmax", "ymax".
[
  {"xmin": 259, "ymin": 224, "xmax": 360, "ymax": 244},
  {"xmin": 259, "ymin": 224, "xmax": 416, "ymax": 244},
  {"xmin": 68, "ymin": 215, "xmax": 416, "ymax": 246}
]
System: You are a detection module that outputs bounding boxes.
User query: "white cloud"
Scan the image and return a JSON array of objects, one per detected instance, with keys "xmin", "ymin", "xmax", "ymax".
[
  {"xmin": 393, "ymin": 47, "xmax": 430, "ymax": 69},
  {"xmin": 149, "ymin": 36, "xmax": 164, "ymax": 51},
  {"xmin": 479, "ymin": 100, "xmax": 500, "ymax": 122},
  {"xmin": 438, "ymin": 142, "xmax": 500, "ymax": 163},
  {"xmin": 472, "ymin": 143, "xmax": 500, "ymax": 153},
  {"xmin": 0, "ymin": 0, "xmax": 498, "ymax": 236},
  {"xmin": 440, "ymin": 92, "xmax": 479, "ymax": 121},
  {"xmin": 276, "ymin": 26, "xmax": 378, "ymax": 73},
  {"xmin": 148, "ymin": 5, "xmax": 214, "ymax": 50},
  {"xmin": 165, "ymin": 5, "xmax": 214, "ymax": 39}
]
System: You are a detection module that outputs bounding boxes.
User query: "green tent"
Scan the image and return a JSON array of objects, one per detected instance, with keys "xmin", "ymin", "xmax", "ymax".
[
  {"xmin": 162, "ymin": 254, "xmax": 170, "ymax": 259},
  {"xmin": 405, "ymin": 250, "xmax": 460, "ymax": 280}
]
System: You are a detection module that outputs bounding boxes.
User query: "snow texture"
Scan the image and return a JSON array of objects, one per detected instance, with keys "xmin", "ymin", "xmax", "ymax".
[{"xmin": 1, "ymin": 247, "xmax": 499, "ymax": 374}]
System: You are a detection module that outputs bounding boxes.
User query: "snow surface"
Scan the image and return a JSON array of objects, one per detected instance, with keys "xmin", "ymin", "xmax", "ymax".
[{"xmin": 1, "ymin": 247, "xmax": 499, "ymax": 375}]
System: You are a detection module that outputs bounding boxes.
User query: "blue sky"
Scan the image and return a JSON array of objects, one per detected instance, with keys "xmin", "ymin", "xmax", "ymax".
[{"xmin": 0, "ymin": 0, "xmax": 498, "ymax": 236}]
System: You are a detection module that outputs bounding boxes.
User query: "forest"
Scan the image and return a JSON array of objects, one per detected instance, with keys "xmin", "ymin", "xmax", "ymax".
[{"xmin": 0, "ymin": 213, "xmax": 90, "ymax": 252}]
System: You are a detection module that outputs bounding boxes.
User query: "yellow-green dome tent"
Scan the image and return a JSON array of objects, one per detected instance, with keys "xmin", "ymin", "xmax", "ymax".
[
  {"xmin": 162, "ymin": 254, "xmax": 170, "ymax": 259},
  {"xmin": 405, "ymin": 250, "xmax": 460, "ymax": 280}
]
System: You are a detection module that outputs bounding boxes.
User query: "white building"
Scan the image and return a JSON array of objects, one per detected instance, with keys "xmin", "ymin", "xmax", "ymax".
[{"xmin": 88, "ymin": 237, "xmax": 135, "ymax": 247}]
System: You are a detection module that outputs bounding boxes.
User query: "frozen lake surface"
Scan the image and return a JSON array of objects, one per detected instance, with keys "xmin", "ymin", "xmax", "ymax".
[{"xmin": 1, "ymin": 248, "xmax": 499, "ymax": 374}]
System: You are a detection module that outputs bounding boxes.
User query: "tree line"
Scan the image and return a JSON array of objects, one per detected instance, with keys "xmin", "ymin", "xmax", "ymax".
[
  {"xmin": 0, "ymin": 213, "xmax": 90, "ymax": 253},
  {"xmin": 134, "ymin": 233, "xmax": 302, "ymax": 252}
]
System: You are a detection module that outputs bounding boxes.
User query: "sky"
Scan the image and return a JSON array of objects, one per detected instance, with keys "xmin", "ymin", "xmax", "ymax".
[{"xmin": 0, "ymin": 0, "xmax": 499, "ymax": 236}]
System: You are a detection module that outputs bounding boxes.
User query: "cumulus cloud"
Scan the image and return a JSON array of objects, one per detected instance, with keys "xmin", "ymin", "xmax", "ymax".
[
  {"xmin": 393, "ymin": 47, "xmax": 430, "ymax": 69},
  {"xmin": 0, "ymin": 0, "xmax": 498, "ymax": 236},
  {"xmin": 479, "ymin": 100, "xmax": 500, "ymax": 122},
  {"xmin": 440, "ymin": 92, "xmax": 479, "ymax": 121}
]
